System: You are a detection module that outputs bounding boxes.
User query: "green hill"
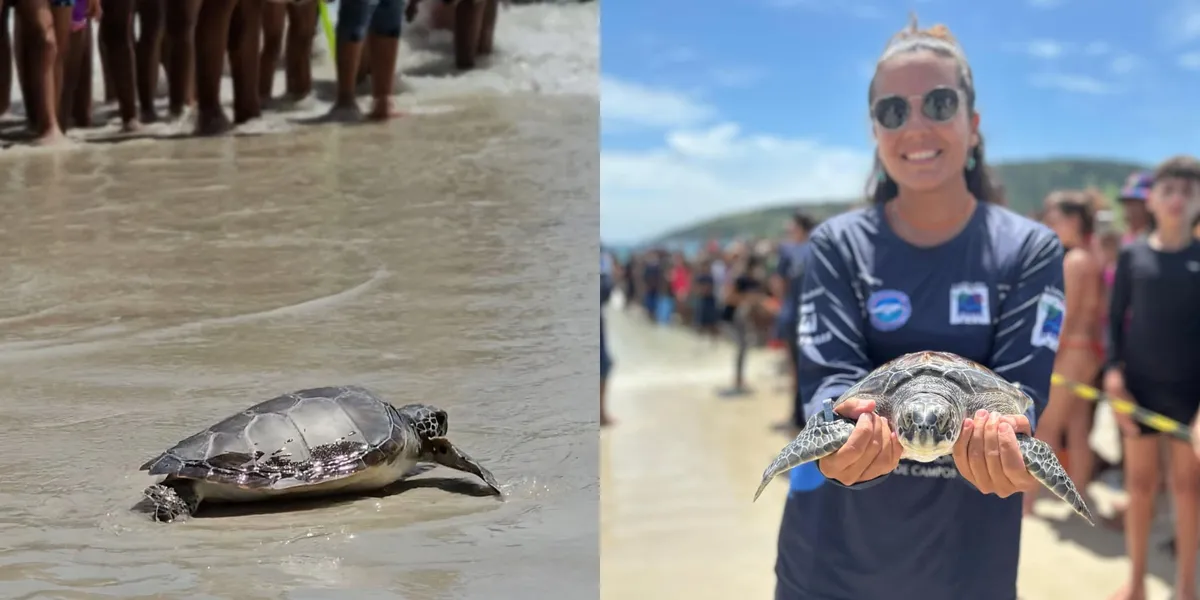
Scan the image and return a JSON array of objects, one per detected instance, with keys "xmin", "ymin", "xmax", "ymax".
[{"xmin": 652, "ymin": 158, "xmax": 1146, "ymax": 244}]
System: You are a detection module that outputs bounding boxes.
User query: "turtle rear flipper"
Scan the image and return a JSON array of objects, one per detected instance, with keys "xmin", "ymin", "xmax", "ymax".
[
  {"xmin": 1018, "ymin": 435, "xmax": 1095, "ymax": 526},
  {"xmin": 753, "ymin": 416, "xmax": 855, "ymax": 502}
]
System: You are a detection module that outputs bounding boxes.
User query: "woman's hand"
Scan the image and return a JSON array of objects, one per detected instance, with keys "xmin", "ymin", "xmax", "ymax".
[
  {"xmin": 817, "ymin": 398, "xmax": 903, "ymax": 486},
  {"xmin": 87, "ymin": 0, "xmax": 101, "ymax": 19},
  {"xmin": 1103, "ymin": 368, "xmax": 1139, "ymax": 437},
  {"xmin": 952, "ymin": 410, "xmax": 1038, "ymax": 497}
]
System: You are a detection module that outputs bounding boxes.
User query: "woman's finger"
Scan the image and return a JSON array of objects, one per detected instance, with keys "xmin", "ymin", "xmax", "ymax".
[
  {"xmin": 982, "ymin": 414, "xmax": 1012, "ymax": 496},
  {"xmin": 843, "ymin": 414, "xmax": 885, "ymax": 482},
  {"xmin": 863, "ymin": 416, "xmax": 898, "ymax": 480},
  {"xmin": 999, "ymin": 414, "xmax": 1032, "ymax": 437},
  {"xmin": 997, "ymin": 422, "xmax": 1032, "ymax": 491},
  {"xmin": 824, "ymin": 413, "xmax": 874, "ymax": 483},
  {"xmin": 968, "ymin": 410, "xmax": 992, "ymax": 493},
  {"xmin": 834, "ymin": 398, "xmax": 876, "ymax": 420}
]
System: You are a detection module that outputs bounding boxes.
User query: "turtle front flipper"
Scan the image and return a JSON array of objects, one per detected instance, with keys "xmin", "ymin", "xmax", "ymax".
[
  {"xmin": 422, "ymin": 437, "xmax": 503, "ymax": 496},
  {"xmin": 1018, "ymin": 435, "xmax": 1095, "ymax": 526},
  {"xmin": 144, "ymin": 479, "xmax": 201, "ymax": 523},
  {"xmin": 753, "ymin": 416, "xmax": 855, "ymax": 502}
]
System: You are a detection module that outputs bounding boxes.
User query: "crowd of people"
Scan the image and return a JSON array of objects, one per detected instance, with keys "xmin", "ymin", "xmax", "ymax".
[
  {"xmin": 602, "ymin": 16, "xmax": 1200, "ymax": 599},
  {"xmin": 0, "ymin": 0, "xmax": 498, "ymax": 144}
]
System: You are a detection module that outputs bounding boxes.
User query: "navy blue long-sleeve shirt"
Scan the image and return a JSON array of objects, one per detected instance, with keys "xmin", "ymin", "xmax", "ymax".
[
  {"xmin": 777, "ymin": 202, "xmax": 1064, "ymax": 600},
  {"xmin": 1105, "ymin": 239, "xmax": 1200, "ymax": 382}
]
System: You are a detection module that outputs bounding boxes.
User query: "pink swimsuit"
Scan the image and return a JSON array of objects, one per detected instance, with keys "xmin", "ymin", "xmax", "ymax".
[{"xmin": 71, "ymin": 1, "xmax": 87, "ymax": 32}]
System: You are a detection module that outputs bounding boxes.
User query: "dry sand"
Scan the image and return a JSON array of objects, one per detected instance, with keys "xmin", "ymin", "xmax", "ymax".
[{"xmin": 600, "ymin": 296, "xmax": 1184, "ymax": 600}]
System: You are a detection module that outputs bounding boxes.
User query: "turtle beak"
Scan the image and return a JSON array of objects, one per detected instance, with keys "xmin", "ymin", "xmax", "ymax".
[{"xmin": 423, "ymin": 437, "xmax": 503, "ymax": 496}]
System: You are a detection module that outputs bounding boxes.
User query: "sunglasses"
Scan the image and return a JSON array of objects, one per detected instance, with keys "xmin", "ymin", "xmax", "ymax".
[{"xmin": 871, "ymin": 87, "xmax": 961, "ymax": 130}]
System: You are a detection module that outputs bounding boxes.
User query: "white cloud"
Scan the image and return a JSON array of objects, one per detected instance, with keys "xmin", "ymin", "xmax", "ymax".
[
  {"xmin": 1109, "ymin": 54, "xmax": 1140, "ymax": 74},
  {"xmin": 600, "ymin": 81, "xmax": 872, "ymax": 242},
  {"xmin": 1163, "ymin": 0, "xmax": 1200, "ymax": 43},
  {"xmin": 1011, "ymin": 40, "xmax": 1138, "ymax": 74},
  {"xmin": 657, "ymin": 46, "xmax": 699, "ymax": 67},
  {"xmin": 1022, "ymin": 40, "xmax": 1066, "ymax": 59},
  {"xmin": 708, "ymin": 66, "xmax": 768, "ymax": 88},
  {"xmin": 601, "ymin": 76, "xmax": 716, "ymax": 130},
  {"xmin": 1028, "ymin": 73, "xmax": 1117, "ymax": 95},
  {"xmin": 764, "ymin": 0, "xmax": 884, "ymax": 19},
  {"xmin": 847, "ymin": 5, "xmax": 884, "ymax": 19},
  {"xmin": 1180, "ymin": 51, "xmax": 1200, "ymax": 70}
]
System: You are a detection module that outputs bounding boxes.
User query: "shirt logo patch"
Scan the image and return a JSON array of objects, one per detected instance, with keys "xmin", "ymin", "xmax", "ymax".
[
  {"xmin": 867, "ymin": 289, "xmax": 912, "ymax": 331},
  {"xmin": 797, "ymin": 302, "xmax": 831, "ymax": 346},
  {"xmin": 798, "ymin": 302, "xmax": 818, "ymax": 335},
  {"xmin": 949, "ymin": 282, "xmax": 991, "ymax": 326},
  {"xmin": 1031, "ymin": 288, "xmax": 1065, "ymax": 351}
]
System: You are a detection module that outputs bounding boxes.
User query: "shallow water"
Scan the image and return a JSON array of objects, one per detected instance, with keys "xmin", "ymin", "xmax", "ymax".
[{"xmin": 0, "ymin": 4, "xmax": 598, "ymax": 599}]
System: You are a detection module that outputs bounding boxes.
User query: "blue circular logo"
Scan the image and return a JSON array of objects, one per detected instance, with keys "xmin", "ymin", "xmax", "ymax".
[{"xmin": 868, "ymin": 289, "xmax": 912, "ymax": 331}]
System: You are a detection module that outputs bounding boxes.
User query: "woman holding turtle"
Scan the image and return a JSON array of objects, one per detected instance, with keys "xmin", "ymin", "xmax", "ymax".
[{"xmin": 773, "ymin": 17, "xmax": 1064, "ymax": 600}]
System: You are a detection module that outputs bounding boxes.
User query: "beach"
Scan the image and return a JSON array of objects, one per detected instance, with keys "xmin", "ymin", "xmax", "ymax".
[
  {"xmin": 601, "ymin": 296, "xmax": 1183, "ymax": 600},
  {"xmin": 0, "ymin": 3, "xmax": 599, "ymax": 599}
]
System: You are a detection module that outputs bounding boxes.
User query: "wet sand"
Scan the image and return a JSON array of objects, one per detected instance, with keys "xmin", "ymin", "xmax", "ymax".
[
  {"xmin": 0, "ymin": 88, "xmax": 598, "ymax": 598},
  {"xmin": 600, "ymin": 299, "xmax": 1182, "ymax": 600}
]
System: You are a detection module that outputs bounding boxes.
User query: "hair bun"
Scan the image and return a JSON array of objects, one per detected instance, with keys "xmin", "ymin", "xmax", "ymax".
[
  {"xmin": 923, "ymin": 24, "xmax": 956, "ymax": 43},
  {"xmin": 894, "ymin": 13, "xmax": 958, "ymax": 45}
]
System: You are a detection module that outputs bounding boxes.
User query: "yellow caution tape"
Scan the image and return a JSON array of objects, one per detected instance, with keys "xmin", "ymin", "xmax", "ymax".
[
  {"xmin": 1050, "ymin": 373, "xmax": 1192, "ymax": 442},
  {"xmin": 319, "ymin": 1, "xmax": 337, "ymax": 62}
]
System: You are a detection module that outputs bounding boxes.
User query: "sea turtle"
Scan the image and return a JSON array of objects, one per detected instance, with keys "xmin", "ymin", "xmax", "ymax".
[
  {"xmin": 753, "ymin": 351, "xmax": 1094, "ymax": 525},
  {"xmin": 139, "ymin": 385, "xmax": 502, "ymax": 522}
]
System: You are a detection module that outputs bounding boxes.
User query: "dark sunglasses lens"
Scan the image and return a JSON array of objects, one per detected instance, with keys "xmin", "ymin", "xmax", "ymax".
[
  {"xmin": 922, "ymin": 88, "xmax": 960, "ymax": 122},
  {"xmin": 872, "ymin": 97, "xmax": 909, "ymax": 130}
]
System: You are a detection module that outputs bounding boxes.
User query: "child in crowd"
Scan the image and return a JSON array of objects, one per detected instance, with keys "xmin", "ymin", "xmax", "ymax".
[{"xmin": 1106, "ymin": 155, "xmax": 1200, "ymax": 600}]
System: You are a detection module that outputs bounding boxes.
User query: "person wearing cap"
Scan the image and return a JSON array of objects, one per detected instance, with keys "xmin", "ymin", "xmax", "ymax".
[
  {"xmin": 1118, "ymin": 171, "xmax": 1154, "ymax": 245},
  {"xmin": 1099, "ymin": 171, "xmax": 1157, "ymax": 533}
]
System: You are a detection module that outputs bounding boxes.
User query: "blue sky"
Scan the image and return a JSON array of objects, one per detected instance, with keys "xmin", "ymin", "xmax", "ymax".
[{"xmin": 600, "ymin": 0, "xmax": 1200, "ymax": 243}]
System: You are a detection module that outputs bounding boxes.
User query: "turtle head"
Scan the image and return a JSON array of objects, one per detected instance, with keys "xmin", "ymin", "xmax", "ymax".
[
  {"xmin": 397, "ymin": 404, "xmax": 449, "ymax": 440},
  {"xmin": 893, "ymin": 394, "xmax": 962, "ymax": 462}
]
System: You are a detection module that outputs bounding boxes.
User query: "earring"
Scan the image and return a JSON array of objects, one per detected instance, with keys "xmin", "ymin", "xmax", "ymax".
[
  {"xmin": 966, "ymin": 156, "xmax": 977, "ymax": 171},
  {"xmin": 877, "ymin": 171, "xmax": 888, "ymax": 183}
]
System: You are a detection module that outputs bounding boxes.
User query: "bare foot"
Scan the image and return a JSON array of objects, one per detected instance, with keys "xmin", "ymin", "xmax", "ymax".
[
  {"xmin": 1109, "ymin": 582, "xmax": 1147, "ymax": 600},
  {"xmin": 320, "ymin": 103, "xmax": 364, "ymax": 123},
  {"xmin": 32, "ymin": 128, "xmax": 70, "ymax": 146},
  {"xmin": 164, "ymin": 106, "xmax": 192, "ymax": 124},
  {"xmin": 121, "ymin": 119, "xmax": 143, "ymax": 133},
  {"xmin": 194, "ymin": 110, "xmax": 233, "ymax": 136},
  {"xmin": 366, "ymin": 99, "xmax": 405, "ymax": 122},
  {"xmin": 265, "ymin": 93, "xmax": 314, "ymax": 113}
]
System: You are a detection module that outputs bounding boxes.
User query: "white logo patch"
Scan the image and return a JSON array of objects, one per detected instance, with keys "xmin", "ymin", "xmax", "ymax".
[
  {"xmin": 1031, "ymin": 288, "xmax": 1065, "ymax": 351},
  {"xmin": 797, "ymin": 302, "xmax": 831, "ymax": 347},
  {"xmin": 798, "ymin": 302, "xmax": 817, "ymax": 335},
  {"xmin": 949, "ymin": 282, "xmax": 991, "ymax": 326}
]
